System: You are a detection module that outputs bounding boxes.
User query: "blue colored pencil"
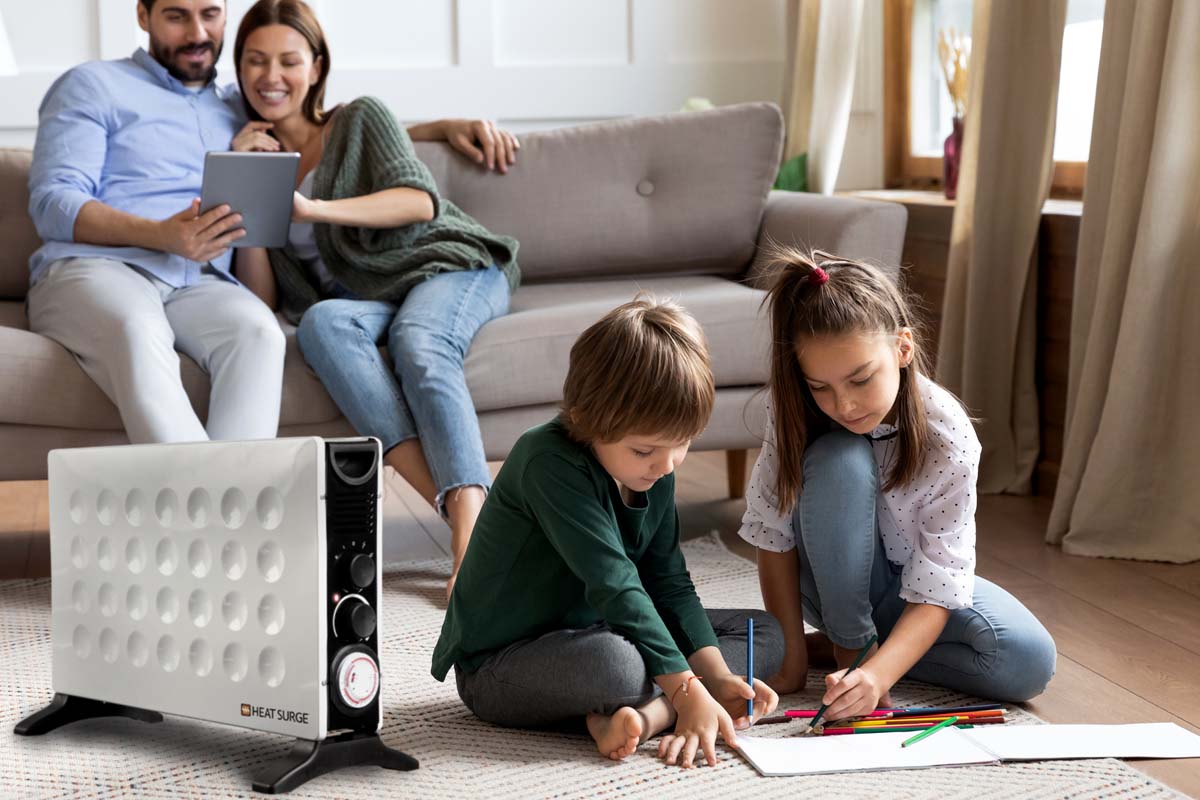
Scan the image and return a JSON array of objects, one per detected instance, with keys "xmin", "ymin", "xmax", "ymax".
[{"xmin": 746, "ymin": 617, "xmax": 755, "ymax": 719}]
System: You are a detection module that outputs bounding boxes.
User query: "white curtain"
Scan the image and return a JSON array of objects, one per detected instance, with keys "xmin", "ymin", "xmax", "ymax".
[
  {"xmin": 782, "ymin": 0, "xmax": 865, "ymax": 194},
  {"xmin": 1047, "ymin": 0, "xmax": 1200, "ymax": 562}
]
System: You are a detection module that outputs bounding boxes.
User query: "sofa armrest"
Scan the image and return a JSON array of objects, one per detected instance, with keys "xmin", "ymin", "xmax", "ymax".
[{"xmin": 747, "ymin": 191, "xmax": 908, "ymax": 288}]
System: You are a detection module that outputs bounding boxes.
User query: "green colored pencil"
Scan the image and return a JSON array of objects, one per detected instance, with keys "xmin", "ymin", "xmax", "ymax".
[{"xmin": 900, "ymin": 715, "xmax": 959, "ymax": 747}]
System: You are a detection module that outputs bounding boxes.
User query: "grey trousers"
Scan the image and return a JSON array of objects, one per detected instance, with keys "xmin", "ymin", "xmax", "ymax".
[
  {"xmin": 455, "ymin": 608, "xmax": 783, "ymax": 730},
  {"xmin": 27, "ymin": 257, "xmax": 286, "ymax": 444}
]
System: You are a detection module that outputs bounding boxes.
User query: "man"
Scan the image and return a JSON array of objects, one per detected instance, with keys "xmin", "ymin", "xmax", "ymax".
[{"xmin": 26, "ymin": 0, "xmax": 517, "ymax": 444}]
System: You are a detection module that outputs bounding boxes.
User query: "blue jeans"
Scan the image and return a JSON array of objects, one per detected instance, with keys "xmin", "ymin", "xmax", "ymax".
[
  {"xmin": 793, "ymin": 431, "xmax": 1057, "ymax": 702},
  {"xmin": 296, "ymin": 266, "xmax": 510, "ymax": 514}
]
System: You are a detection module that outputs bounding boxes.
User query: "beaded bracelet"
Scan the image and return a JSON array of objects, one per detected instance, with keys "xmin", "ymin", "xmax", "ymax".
[{"xmin": 670, "ymin": 675, "xmax": 703, "ymax": 706}]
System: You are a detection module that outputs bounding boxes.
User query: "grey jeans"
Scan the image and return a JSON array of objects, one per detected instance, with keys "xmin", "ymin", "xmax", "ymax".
[
  {"xmin": 454, "ymin": 608, "xmax": 783, "ymax": 730},
  {"xmin": 27, "ymin": 257, "xmax": 285, "ymax": 443}
]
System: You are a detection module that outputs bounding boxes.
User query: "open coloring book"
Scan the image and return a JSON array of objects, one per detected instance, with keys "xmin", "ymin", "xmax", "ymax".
[{"xmin": 736, "ymin": 723, "xmax": 1200, "ymax": 777}]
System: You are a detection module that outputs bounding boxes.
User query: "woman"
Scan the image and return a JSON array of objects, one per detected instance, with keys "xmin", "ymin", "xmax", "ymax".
[{"xmin": 231, "ymin": 0, "xmax": 520, "ymax": 597}]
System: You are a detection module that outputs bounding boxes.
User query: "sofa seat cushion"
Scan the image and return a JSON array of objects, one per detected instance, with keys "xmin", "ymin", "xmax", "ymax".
[
  {"xmin": 464, "ymin": 275, "xmax": 769, "ymax": 413},
  {"xmin": 0, "ymin": 303, "xmax": 341, "ymax": 431}
]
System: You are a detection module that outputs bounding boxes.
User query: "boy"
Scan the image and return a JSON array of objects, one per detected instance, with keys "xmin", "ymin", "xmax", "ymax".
[{"xmin": 432, "ymin": 297, "xmax": 781, "ymax": 769}]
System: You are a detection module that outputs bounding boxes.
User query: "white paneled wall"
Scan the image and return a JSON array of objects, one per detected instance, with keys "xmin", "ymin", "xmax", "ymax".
[{"xmin": 0, "ymin": 0, "xmax": 883, "ymax": 189}]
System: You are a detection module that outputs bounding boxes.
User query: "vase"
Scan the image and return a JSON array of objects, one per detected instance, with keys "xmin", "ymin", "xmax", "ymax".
[{"xmin": 943, "ymin": 116, "xmax": 963, "ymax": 199}]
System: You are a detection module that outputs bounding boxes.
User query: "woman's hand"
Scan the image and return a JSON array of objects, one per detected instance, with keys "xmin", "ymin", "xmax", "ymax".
[
  {"xmin": 232, "ymin": 121, "xmax": 280, "ymax": 152},
  {"xmin": 820, "ymin": 665, "xmax": 893, "ymax": 721},
  {"xmin": 708, "ymin": 673, "xmax": 778, "ymax": 729},
  {"xmin": 292, "ymin": 191, "xmax": 319, "ymax": 224},
  {"xmin": 441, "ymin": 119, "xmax": 519, "ymax": 173},
  {"xmin": 657, "ymin": 680, "xmax": 738, "ymax": 768}
]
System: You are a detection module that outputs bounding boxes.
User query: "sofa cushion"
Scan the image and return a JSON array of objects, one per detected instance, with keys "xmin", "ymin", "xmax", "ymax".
[
  {"xmin": 0, "ymin": 305, "xmax": 341, "ymax": 431},
  {"xmin": 414, "ymin": 103, "xmax": 783, "ymax": 284},
  {"xmin": 0, "ymin": 149, "xmax": 37, "ymax": 301},
  {"xmin": 464, "ymin": 275, "xmax": 769, "ymax": 413}
]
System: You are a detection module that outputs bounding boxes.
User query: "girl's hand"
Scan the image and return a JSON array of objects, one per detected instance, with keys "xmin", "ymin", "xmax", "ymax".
[
  {"xmin": 820, "ymin": 665, "xmax": 893, "ymax": 721},
  {"xmin": 292, "ymin": 191, "xmax": 318, "ymax": 224},
  {"xmin": 657, "ymin": 681, "xmax": 738, "ymax": 768},
  {"xmin": 708, "ymin": 673, "xmax": 778, "ymax": 729},
  {"xmin": 232, "ymin": 121, "xmax": 280, "ymax": 152}
]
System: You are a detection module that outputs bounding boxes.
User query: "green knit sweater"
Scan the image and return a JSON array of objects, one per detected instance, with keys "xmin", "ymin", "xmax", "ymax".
[{"xmin": 268, "ymin": 96, "xmax": 520, "ymax": 322}]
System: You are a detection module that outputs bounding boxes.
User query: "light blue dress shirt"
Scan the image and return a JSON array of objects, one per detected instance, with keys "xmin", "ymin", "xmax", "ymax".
[{"xmin": 27, "ymin": 48, "xmax": 248, "ymax": 287}]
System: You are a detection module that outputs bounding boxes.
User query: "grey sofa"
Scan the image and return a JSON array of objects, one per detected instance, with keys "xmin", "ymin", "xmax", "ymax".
[{"xmin": 0, "ymin": 102, "xmax": 906, "ymax": 485}]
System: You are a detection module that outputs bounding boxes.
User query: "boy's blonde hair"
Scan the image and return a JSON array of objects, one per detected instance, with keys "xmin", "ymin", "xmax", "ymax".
[{"xmin": 561, "ymin": 296, "xmax": 714, "ymax": 444}]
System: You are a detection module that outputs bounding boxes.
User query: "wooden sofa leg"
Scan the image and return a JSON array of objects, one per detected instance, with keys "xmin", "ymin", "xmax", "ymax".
[{"xmin": 726, "ymin": 449, "xmax": 748, "ymax": 500}]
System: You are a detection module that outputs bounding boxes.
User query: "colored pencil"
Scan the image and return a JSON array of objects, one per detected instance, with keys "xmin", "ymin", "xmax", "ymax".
[
  {"xmin": 822, "ymin": 722, "xmax": 974, "ymax": 736},
  {"xmin": 849, "ymin": 716, "xmax": 1005, "ymax": 728},
  {"xmin": 850, "ymin": 711, "xmax": 1004, "ymax": 726},
  {"xmin": 888, "ymin": 704, "xmax": 1003, "ymax": 717},
  {"xmin": 850, "ymin": 715, "xmax": 1004, "ymax": 725},
  {"xmin": 901, "ymin": 716, "xmax": 959, "ymax": 747},
  {"xmin": 746, "ymin": 618, "xmax": 755, "ymax": 719},
  {"xmin": 784, "ymin": 709, "xmax": 892, "ymax": 719},
  {"xmin": 801, "ymin": 633, "xmax": 877, "ymax": 734}
]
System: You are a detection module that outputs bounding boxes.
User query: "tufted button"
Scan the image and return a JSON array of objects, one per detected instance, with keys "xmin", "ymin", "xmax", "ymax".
[{"xmin": 636, "ymin": 179, "xmax": 655, "ymax": 196}]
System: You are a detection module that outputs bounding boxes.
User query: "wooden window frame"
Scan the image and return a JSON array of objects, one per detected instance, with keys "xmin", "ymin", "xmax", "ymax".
[{"xmin": 883, "ymin": 0, "xmax": 1087, "ymax": 197}]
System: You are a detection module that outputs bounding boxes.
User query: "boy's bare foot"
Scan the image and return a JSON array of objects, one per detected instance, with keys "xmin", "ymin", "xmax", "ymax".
[
  {"xmin": 586, "ymin": 707, "xmax": 643, "ymax": 761},
  {"xmin": 805, "ymin": 631, "xmax": 836, "ymax": 668}
]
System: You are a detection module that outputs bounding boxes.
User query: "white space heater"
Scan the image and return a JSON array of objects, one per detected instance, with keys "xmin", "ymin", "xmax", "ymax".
[{"xmin": 15, "ymin": 437, "xmax": 417, "ymax": 793}]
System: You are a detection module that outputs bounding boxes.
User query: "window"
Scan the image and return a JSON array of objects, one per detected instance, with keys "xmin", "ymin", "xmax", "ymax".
[{"xmin": 885, "ymin": 0, "xmax": 1104, "ymax": 195}]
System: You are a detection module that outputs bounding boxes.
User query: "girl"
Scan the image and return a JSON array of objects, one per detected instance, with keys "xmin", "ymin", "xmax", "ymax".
[
  {"xmin": 230, "ymin": 0, "xmax": 520, "ymax": 597},
  {"xmin": 741, "ymin": 248, "xmax": 1055, "ymax": 721}
]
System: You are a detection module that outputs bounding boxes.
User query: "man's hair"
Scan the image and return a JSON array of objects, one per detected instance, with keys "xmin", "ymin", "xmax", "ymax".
[{"xmin": 561, "ymin": 296, "xmax": 714, "ymax": 444}]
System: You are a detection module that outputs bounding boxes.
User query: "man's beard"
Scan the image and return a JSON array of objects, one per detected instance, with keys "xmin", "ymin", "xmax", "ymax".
[{"xmin": 150, "ymin": 39, "xmax": 223, "ymax": 84}]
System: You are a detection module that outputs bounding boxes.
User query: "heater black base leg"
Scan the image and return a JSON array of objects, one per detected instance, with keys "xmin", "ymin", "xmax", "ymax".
[
  {"xmin": 252, "ymin": 730, "xmax": 418, "ymax": 794},
  {"xmin": 14, "ymin": 693, "xmax": 163, "ymax": 735}
]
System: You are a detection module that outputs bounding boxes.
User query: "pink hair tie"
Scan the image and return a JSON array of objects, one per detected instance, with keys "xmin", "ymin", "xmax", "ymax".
[{"xmin": 810, "ymin": 266, "xmax": 830, "ymax": 286}]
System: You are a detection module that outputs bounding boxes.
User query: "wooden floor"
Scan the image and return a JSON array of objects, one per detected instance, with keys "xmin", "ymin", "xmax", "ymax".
[{"xmin": 3, "ymin": 450, "xmax": 1199, "ymax": 796}]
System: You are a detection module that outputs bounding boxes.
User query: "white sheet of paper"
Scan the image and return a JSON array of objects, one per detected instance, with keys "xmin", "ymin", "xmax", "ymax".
[
  {"xmin": 966, "ymin": 723, "xmax": 1200, "ymax": 761},
  {"xmin": 736, "ymin": 728, "xmax": 999, "ymax": 776}
]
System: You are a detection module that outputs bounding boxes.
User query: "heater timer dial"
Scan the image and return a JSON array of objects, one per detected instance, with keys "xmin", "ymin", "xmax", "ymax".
[{"xmin": 333, "ymin": 648, "xmax": 380, "ymax": 710}]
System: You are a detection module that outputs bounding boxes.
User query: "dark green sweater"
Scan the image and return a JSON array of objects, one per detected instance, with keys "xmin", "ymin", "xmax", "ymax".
[
  {"xmin": 432, "ymin": 419, "xmax": 719, "ymax": 681},
  {"xmin": 268, "ymin": 96, "xmax": 520, "ymax": 322}
]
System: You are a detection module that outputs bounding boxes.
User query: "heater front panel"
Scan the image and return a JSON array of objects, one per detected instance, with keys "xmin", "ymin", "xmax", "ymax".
[{"xmin": 48, "ymin": 438, "xmax": 328, "ymax": 739}]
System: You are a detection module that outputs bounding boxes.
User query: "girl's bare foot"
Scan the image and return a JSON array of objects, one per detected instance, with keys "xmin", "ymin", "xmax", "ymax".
[{"xmin": 586, "ymin": 707, "xmax": 643, "ymax": 761}]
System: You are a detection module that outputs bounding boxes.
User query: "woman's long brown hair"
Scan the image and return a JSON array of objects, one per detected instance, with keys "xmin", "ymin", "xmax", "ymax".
[
  {"xmin": 234, "ymin": 0, "xmax": 331, "ymax": 125},
  {"xmin": 765, "ymin": 247, "xmax": 932, "ymax": 514}
]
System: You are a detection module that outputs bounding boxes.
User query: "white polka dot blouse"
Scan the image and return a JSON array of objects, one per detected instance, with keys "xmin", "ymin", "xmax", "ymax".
[{"xmin": 738, "ymin": 373, "xmax": 981, "ymax": 610}]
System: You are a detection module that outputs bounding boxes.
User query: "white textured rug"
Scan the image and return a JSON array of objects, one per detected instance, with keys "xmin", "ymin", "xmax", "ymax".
[{"xmin": 0, "ymin": 535, "xmax": 1183, "ymax": 799}]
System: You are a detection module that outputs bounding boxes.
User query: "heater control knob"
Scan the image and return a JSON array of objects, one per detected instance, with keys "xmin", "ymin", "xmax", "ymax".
[
  {"xmin": 333, "ymin": 596, "xmax": 376, "ymax": 640},
  {"xmin": 346, "ymin": 553, "xmax": 375, "ymax": 589}
]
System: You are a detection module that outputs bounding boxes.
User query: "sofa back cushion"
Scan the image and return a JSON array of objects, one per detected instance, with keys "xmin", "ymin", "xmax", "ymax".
[
  {"xmin": 0, "ymin": 149, "xmax": 38, "ymax": 300},
  {"xmin": 0, "ymin": 102, "xmax": 783, "ymax": 298},
  {"xmin": 414, "ymin": 102, "xmax": 783, "ymax": 283}
]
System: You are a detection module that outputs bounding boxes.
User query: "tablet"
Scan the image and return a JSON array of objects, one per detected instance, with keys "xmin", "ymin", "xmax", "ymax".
[{"xmin": 200, "ymin": 151, "xmax": 301, "ymax": 248}]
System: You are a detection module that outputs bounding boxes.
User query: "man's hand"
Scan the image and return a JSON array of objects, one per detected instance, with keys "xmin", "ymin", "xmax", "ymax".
[
  {"xmin": 441, "ymin": 119, "xmax": 519, "ymax": 173},
  {"xmin": 232, "ymin": 121, "xmax": 281, "ymax": 152},
  {"xmin": 156, "ymin": 199, "xmax": 245, "ymax": 262}
]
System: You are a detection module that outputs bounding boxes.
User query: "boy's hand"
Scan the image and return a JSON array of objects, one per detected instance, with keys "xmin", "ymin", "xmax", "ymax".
[
  {"xmin": 658, "ymin": 681, "xmax": 737, "ymax": 768},
  {"xmin": 708, "ymin": 673, "xmax": 778, "ymax": 729},
  {"xmin": 820, "ymin": 665, "xmax": 892, "ymax": 721}
]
